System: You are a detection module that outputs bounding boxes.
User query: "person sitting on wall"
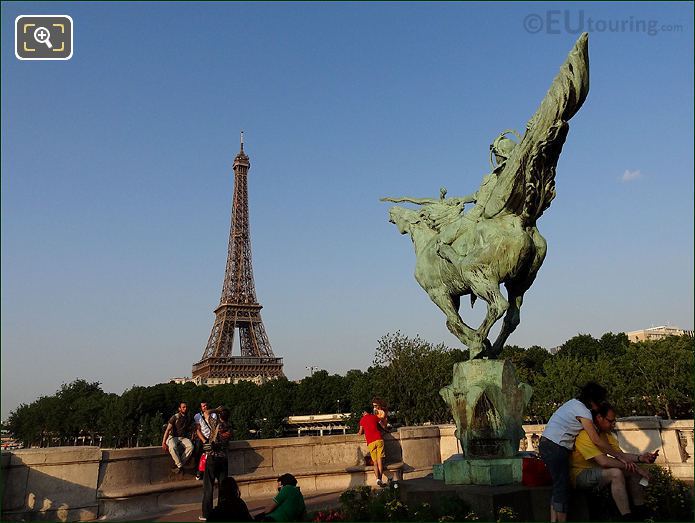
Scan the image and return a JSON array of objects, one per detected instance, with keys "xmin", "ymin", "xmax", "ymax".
[
  {"xmin": 570, "ymin": 402, "xmax": 657, "ymax": 521},
  {"xmin": 161, "ymin": 401, "xmax": 194, "ymax": 474},
  {"xmin": 255, "ymin": 473, "xmax": 306, "ymax": 522},
  {"xmin": 207, "ymin": 477, "xmax": 252, "ymax": 522},
  {"xmin": 539, "ymin": 382, "xmax": 633, "ymax": 522}
]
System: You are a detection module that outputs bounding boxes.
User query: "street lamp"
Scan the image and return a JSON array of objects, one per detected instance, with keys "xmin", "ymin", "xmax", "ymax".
[{"xmin": 337, "ymin": 399, "xmax": 341, "ymax": 414}]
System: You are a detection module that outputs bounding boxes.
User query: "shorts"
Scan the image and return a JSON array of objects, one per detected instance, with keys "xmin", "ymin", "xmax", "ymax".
[
  {"xmin": 368, "ymin": 439, "xmax": 385, "ymax": 462},
  {"xmin": 575, "ymin": 467, "xmax": 605, "ymax": 489}
]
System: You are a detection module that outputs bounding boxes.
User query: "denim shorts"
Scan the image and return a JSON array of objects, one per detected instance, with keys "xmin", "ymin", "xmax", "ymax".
[
  {"xmin": 575, "ymin": 467, "xmax": 605, "ymax": 489},
  {"xmin": 539, "ymin": 436, "xmax": 571, "ymax": 513}
]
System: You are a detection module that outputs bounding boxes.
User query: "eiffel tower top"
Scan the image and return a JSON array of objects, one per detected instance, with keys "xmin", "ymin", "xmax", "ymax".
[{"xmin": 234, "ymin": 130, "xmax": 249, "ymax": 166}]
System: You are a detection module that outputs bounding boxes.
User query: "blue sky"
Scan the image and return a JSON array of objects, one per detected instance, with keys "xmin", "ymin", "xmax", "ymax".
[{"xmin": 2, "ymin": 2, "xmax": 693, "ymax": 420}]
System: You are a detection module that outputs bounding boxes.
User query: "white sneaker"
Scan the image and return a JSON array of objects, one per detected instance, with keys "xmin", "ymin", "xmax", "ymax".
[{"xmin": 198, "ymin": 517, "xmax": 206, "ymax": 521}]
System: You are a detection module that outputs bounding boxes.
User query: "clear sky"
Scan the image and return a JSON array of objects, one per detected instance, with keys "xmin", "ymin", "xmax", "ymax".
[{"xmin": 2, "ymin": 2, "xmax": 693, "ymax": 420}]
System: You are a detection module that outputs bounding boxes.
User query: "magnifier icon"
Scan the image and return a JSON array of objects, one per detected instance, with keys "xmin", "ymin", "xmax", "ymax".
[{"xmin": 33, "ymin": 26, "xmax": 53, "ymax": 49}]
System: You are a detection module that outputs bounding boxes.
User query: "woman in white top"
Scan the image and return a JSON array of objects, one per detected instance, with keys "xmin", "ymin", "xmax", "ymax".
[{"xmin": 539, "ymin": 382, "xmax": 633, "ymax": 522}]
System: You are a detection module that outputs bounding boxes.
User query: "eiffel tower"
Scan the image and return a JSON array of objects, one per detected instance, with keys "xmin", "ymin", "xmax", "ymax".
[{"xmin": 192, "ymin": 133, "xmax": 284, "ymax": 383}]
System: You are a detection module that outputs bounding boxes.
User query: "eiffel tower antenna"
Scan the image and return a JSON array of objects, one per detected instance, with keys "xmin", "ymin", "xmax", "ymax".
[{"xmin": 192, "ymin": 135, "xmax": 284, "ymax": 384}]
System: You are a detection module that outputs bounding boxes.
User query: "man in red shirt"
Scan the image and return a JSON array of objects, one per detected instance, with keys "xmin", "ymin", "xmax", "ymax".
[{"xmin": 358, "ymin": 398, "xmax": 388, "ymax": 486}]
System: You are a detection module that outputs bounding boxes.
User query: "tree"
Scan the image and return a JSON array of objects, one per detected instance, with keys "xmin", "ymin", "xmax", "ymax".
[
  {"xmin": 499, "ymin": 345, "xmax": 551, "ymax": 386},
  {"xmin": 257, "ymin": 378, "xmax": 298, "ymax": 437},
  {"xmin": 294, "ymin": 371, "xmax": 346, "ymax": 415},
  {"xmin": 618, "ymin": 337, "xmax": 694, "ymax": 419},
  {"xmin": 598, "ymin": 332, "xmax": 629, "ymax": 358},
  {"xmin": 5, "ymin": 332, "xmax": 693, "ymax": 446},
  {"xmin": 55, "ymin": 380, "xmax": 107, "ymax": 443},
  {"xmin": 554, "ymin": 334, "xmax": 602, "ymax": 360},
  {"xmin": 372, "ymin": 332, "xmax": 466, "ymax": 425}
]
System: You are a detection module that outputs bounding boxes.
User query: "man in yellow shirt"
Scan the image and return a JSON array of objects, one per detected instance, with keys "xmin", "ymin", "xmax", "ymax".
[{"xmin": 571, "ymin": 402, "xmax": 657, "ymax": 521}]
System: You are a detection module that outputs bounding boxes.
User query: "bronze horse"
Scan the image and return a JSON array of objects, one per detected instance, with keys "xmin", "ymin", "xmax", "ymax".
[{"xmin": 383, "ymin": 34, "xmax": 589, "ymax": 359}]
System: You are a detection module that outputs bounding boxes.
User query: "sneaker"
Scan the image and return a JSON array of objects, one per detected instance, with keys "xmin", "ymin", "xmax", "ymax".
[
  {"xmin": 195, "ymin": 473, "xmax": 203, "ymax": 481},
  {"xmin": 198, "ymin": 517, "xmax": 206, "ymax": 521},
  {"xmin": 376, "ymin": 479, "xmax": 383, "ymax": 487},
  {"xmin": 173, "ymin": 466, "xmax": 183, "ymax": 474}
]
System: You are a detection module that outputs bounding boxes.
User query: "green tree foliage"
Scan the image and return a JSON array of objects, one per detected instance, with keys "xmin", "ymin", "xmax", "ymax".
[
  {"xmin": 618, "ymin": 337, "xmax": 694, "ymax": 419},
  {"xmin": 532, "ymin": 335, "xmax": 693, "ymax": 420},
  {"xmin": 5, "ymin": 333, "xmax": 693, "ymax": 447},
  {"xmin": 554, "ymin": 333, "xmax": 602, "ymax": 360},
  {"xmin": 371, "ymin": 332, "xmax": 467, "ymax": 425},
  {"xmin": 294, "ymin": 371, "xmax": 346, "ymax": 415},
  {"xmin": 499, "ymin": 345, "xmax": 551, "ymax": 386}
]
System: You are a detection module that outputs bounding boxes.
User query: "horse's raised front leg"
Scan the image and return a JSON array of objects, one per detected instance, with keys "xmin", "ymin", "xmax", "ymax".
[
  {"xmin": 490, "ymin": 290, "xmax": 524, "ymax": 358},
  {"xmin": 428, "ymin": 289, "xmax": 478, "ymax": 352}
]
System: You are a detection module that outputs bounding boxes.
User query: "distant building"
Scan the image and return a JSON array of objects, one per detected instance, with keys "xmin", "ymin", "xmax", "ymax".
[
  {"xmin": 283, "ymin": 414, "xmax": 349, "ymax": 437},
  {"xmin": 548, "ymin": 345, "xmax": 561, "ymax": 355},
  {"xmin": 169, "ymin": 375, "xmax": 272, "ymax": 387},
  {"xmin": 626, "ymin": 325, "xmax": 694, "ymax": 343},
  {"xmin": 1, "ymin": 429, "xmax": 23, "ymax": 451}
]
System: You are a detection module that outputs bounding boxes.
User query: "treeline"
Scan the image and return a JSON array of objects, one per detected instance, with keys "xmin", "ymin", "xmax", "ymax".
[{"xmin": 6, "ymin": 332, "xmax": 693, "ymax": 448}]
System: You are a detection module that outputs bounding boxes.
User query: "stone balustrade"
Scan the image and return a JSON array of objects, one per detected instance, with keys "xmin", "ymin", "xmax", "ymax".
[{"xmin": 2, "ymin": 419, "xmax": 692, "ymax": 521}]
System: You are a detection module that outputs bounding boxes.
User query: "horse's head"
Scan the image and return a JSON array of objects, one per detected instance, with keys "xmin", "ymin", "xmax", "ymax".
[{"xmin": 388, "ymin": 206, "xmax": 419, "ymax": 235}]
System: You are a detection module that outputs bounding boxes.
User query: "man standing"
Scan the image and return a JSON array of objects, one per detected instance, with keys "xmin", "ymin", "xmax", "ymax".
[
  {"xmin": 571, "ymin": 402, "xmax": 656, "ymax": 521},
  {"xmin": 194, "ymin": 401, "xmax": 218, "ymax": 481},
  {"xmin": 358, "ymin": 398, "xmax": 388, "ymax": 486},
  {"xmin": 201, "ymin": 407, "xmax": 232, "ymax": 521},
  {"xmin": 161, "ymin": 402, "xmax": 194, "ymax": 474}
]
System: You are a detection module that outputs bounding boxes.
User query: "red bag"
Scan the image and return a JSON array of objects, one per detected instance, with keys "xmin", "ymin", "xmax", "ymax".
[
  {"xmin": 198, "ymin": 452, "xmax": 208, "ymax": 472},
  {"xmin": 522, "ymin": 457, "xmax": 552, "ymax": 486}
]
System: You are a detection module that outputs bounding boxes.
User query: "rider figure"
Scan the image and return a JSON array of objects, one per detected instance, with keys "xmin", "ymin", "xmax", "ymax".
[
  {"xmin": 382, "ymin": 131, "xmax": 519, "ymax": 265},
  {"xmin": 436, "ymin": 131, "xmax": 519, "ymax": 253}
]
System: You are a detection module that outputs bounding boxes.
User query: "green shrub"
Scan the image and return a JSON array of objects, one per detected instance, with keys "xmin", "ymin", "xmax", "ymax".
[
  {"xmin": 436, "ymin": 494, "xmax": 474, "ymax": 521},
  {"xmin": 338, "ymin": 486, "xmax": 373, "ymax": 521},
  {"xmin": 411, "ymin": 501, "xmax": 435, "ymax": 522},
  {"xmin": 644, "ymin": 465, "xmax": 694, "ymax": 521},
  {"xmin": 336, "ymin": 486, "xmax": 477, "ymax": 522},
  {"xmin": 497, "ymin": 505, "xmax": 520, "ymax": 522}
]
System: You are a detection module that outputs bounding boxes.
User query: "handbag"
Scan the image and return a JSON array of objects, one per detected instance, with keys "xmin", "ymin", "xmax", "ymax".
[{"xmin": 198, "ymin": 451, "xmax": 208, "ymax": 472}]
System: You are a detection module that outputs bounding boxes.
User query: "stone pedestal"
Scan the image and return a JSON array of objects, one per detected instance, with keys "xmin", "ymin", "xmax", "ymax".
[
  {"xmin": 434, "ymin": 454, "xmax": 523, "ymax": 485},
  {"xmin": 437, "ymin": 359, "xmax": 532, "ymax": 485},
  {"xmin": 401, "ymin": 477, "xmax": 553, "ymax": 522}
]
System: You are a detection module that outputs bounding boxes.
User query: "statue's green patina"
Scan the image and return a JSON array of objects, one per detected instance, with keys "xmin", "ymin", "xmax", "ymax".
[{"xmin": 382, "ymin": 33, "xmax": 590, "ymax": 360}]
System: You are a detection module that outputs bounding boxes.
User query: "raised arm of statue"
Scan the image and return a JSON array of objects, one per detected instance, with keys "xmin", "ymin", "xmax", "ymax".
[
  {"xmin": 380, "ymin": 196, "xmax": 441, "ymax": 205},
  {"xmin": 381, "ymin": 194, "xmax": 477, "ymax": 206}
]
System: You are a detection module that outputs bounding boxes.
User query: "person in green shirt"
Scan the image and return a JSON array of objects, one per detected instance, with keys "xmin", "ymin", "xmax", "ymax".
[{"xmin": 257, "ymin": 473, "xmax": 305, "ymax": 522}]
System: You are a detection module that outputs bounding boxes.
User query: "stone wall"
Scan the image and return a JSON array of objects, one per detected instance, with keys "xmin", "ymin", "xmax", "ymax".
[
  {"xmin": 1, "ymin": 420, "xmax": 692, "ymax": 521},
  {"xmin": 0, "ymin": 447, "xmax": 101, "ymax": 522}
]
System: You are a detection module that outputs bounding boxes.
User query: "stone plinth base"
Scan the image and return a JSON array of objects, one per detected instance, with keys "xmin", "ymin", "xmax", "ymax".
[
  {"xmin": 401, "ymin": 476, "xmax": 551, "ymax": 521},
  {"xmin": 433, "ymin": 454, "xmax": 522, "ymax": 485}
]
